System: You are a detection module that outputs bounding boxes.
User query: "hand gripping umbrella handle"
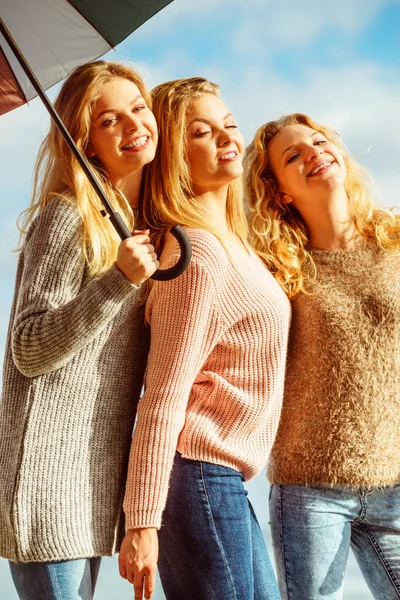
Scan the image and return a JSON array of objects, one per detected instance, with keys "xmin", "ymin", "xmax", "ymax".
[
  {"xmin": 109, "ymin": 213, "xmax": 192, "ymax": 281},
  {"xmin": 0, "ymin": 20, "xmax": 191, "ymax": 283}
]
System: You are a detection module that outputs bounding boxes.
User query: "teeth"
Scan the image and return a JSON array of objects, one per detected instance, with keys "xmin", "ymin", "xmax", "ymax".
[
  {"xmin": 310, "ymin": 161, "xmax": 332, "ymax": 176},
  {"xmin": 221, "ymin": 152, "xmax": 236, "ymax": 159},
  {"xmin": 123, "ymin": 136, "xmax": 148, "ymax": 150}
]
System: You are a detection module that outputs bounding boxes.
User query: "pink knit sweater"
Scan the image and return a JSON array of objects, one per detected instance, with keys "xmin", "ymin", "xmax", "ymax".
[{"xmin": 123, "ymin": 229, "xmax": 290, "ymax": 529}]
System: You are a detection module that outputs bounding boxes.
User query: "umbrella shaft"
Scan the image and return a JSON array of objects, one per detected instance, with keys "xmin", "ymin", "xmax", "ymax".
[{"xmin": 0, "ymin": 18, "xmax": 131, "ymax": 239}]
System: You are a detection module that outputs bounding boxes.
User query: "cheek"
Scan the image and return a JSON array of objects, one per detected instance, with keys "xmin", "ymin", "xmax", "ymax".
[
  {"xmin": 89, "ymin": 131, "xmax": 119, "ymax": 162},
  {"xmin": 236, "ymin": 133, "xmax": 245, "ymax": 155},
  {"xmin": 143, "ymin": 115, "xmax": 157, "ymax": 141},
  {"xmin": 189, "ymin": 155, "xmax": 208, "ymax": 178},
  {"xmin": 339, "ymin": 155, "xmax": 347, "ymax": 173},
  {"xmin": 187, "ymin": 145, "xmax": 210, "ymax": 168},
  {"xmin": 275, "ymin": 167, "xmax": 291, "ymax": 192}
]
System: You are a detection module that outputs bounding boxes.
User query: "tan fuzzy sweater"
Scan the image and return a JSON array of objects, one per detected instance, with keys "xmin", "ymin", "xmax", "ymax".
[
  {"xmin": 123, "ymin": 229, "xmax": 291, "ymax": 529},
  {"xmin": 0, "ymin": 198, "xmax": 149, "ymax": 562},
  {"xmin": 268, "ymin": 243, "xmax": 400, "ymax": 487}
]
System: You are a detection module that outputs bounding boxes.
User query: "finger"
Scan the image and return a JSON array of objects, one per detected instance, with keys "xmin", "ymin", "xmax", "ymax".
[
  {"xmin": 118, "ymin": 555, "xmax": 127, "ymax": 580},
  {"xmin": 128, "ymin": 234, "xmax": 151, "ymax": 245},
  {"xmin": 142, "ymin": 260, "xmax": 160, "ymax": 278},
  {"xmin": 136, "ymin": 243, "xmax": 155, "ymax": 254},
  {"xmin": 132, "ymin": 229, "xmax": 150, "ymax": 235},
  {"xmin": 144, "ymin": 571, "xmax": 156, "ymax": 599},
  {"xmin": 123, "ymin": 554, "xmax": 135, "ymax": 585},
  {"xmin": 125, "ymin": 564, "xmax": 135, "ymax": 585},
  {"xmin": 141, "ymin": 251, "xmax": 158, "ymax": 263},
  {"xmin": 134, "ymin": 574, "xmax": 145, "ymax": 600},
  {"xmin": 146, "ymin": 260, "xmax": 160, "ymax": 274}
]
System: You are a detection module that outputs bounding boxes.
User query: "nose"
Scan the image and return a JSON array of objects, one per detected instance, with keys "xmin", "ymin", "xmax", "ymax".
[
  {"xmin": 124, "ymin": 111, "xmax": 141, "ymax": 132},
  {"xmin": 219, "ymin": 127, "xmax": 235, "ymax": 146},
  {"xmin": 304, "ymin": 142, "xmax": 322, "ymax": 161}
]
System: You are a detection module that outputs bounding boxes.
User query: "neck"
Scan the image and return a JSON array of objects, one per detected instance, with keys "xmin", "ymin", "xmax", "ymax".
[
  {"xmin": 195, "ymin": 184, "xmax": 231, "ymax": 236},
  {"xmin": 112, "ymin": 169, "xmax": 143, "ymax": 208},
  {"xmin": 301, "ymin": 189, "xmax": 360, "ymax": 250}
]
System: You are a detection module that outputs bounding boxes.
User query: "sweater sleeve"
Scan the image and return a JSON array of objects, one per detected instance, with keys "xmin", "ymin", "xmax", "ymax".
[
  {"xmin": 11, "ymin": 198, "xmax": 140, "ymax": 377},
  {"xmin": 123, "ymin": 256, "xmax": 223, "ymax": 529}
]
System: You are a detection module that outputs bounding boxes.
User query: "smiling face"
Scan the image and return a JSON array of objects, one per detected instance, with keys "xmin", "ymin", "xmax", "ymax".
[
  {"xmin": 186, "ymin": 93, "xmax": 244, "ymax": 193},
  {"xmin": 268, "ymin": 124, "xmax": 347, "ymax": 211},
  {"xmin": 88, "ymin": 77, "xmax": 158, "ymax": 185}
]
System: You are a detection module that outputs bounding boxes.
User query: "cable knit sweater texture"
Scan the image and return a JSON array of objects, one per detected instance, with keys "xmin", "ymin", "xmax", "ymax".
[
  {"xmin": 123, "ymin": 229, "xmax": 291, "ymax": 530},
  {"xmin": 0, "ymin": 197, "xmax": 149, "ymax": 562},
  {"xmin": 268, "ymin": 243, "xmax": 400, "ymax": 487}
]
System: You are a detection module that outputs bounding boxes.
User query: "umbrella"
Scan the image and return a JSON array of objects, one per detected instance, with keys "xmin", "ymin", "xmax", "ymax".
[{"xmin": 0, "ymin": 0, "xmax": 191, "ymax": 281}]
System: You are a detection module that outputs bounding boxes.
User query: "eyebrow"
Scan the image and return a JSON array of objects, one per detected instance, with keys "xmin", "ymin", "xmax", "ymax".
[
  {"xmin": 281, "ymin": 131, "xmax": 320, "ymax": 159},
  {"xmin": 188, "ymin": 112, "xmax": 234, "ymax": 126},
  {"xmin": 94, "ymin": 94, "xmax": 144, "ymax": 121}
]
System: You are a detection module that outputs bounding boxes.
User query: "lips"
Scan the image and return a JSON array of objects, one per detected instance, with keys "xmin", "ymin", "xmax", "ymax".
[
  {"xmin": 122, "ymin": 135, "xmax": 149, "ymax": 150},
  {"xmin": 308, "ymin": 160, "xmax": 333, "ymax": 176},
  {"xmin": 218, "ymin": 150, "xmax": 238, "ymax": 161}
]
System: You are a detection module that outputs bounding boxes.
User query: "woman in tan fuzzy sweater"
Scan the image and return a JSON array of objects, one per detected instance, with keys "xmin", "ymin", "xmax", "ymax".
[{"xmin": 244, "ymin": 113, "xmax": 400, "ymax": 600}]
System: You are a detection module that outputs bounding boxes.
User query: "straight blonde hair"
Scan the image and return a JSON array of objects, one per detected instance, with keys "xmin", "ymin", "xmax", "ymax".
[
  {"xmin": 140, "ymin": 77, "xmax": 248, "ymax": 259},
  {"xmin": 18, "ymin": 60, "xmax": 152, "ymax": 275},
  {"xmin": 244, "ymin": 113, "xmax": 400, "ymax": 298}
]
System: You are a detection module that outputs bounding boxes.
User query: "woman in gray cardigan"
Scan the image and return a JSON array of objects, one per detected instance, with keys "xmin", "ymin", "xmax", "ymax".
[{"xmin": 0, "ymin": 60, "xmax": 159, "ymax": 600}]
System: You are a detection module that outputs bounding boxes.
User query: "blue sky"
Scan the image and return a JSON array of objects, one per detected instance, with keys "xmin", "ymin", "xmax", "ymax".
[{"xmin": 1, "ymin": 1, "xmax": 399, "ymax": 597}]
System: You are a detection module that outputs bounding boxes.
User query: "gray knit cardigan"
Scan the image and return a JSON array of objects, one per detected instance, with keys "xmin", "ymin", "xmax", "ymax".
[{"xmin": 0, "ymin": 197, "xmax": 149, "ymax": 562}]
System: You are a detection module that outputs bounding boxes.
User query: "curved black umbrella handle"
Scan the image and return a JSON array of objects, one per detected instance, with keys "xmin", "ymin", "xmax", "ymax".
[
  {"xmin": 150, "ymin": 225, "xmax": 192, "ymax": 281},
  {"xmin": 109, "ymin": 213, "xmax": 192, "ymax": 281}
]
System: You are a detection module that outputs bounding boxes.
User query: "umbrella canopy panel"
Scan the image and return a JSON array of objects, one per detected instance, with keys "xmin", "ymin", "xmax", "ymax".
[{"xmin": 0, "ymin": 0, "xmax": 173, "ymax": 116}]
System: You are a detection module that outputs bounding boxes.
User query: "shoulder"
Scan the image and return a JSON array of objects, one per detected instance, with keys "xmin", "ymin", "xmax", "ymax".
[
  {"xmin": 35, "ymin": 196, "xmax": 81, "ymax": 229},
  {"xmin": 25, "ymin": 196, "xmax": 82, "ymax": 246},
  {"xmin": 161, "ymin": 227, "xmax": 229, "ymax": 273}
]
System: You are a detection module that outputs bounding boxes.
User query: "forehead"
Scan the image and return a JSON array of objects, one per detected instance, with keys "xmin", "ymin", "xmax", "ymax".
[
  {"xmin": 271, "ymin": 124, "xmax": 320, "ymax": 152},
  {"xmin": 93, "ymin": 77, "xmax": 141, "ymax": 111},
  {"xmin": 188, "ymin": 93, "xmax": 228, "ymax": 120}
]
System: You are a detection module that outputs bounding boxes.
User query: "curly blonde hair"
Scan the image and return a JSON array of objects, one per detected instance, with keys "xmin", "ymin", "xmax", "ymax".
[
  {"xmin": 18, "ymin": 60, "xmax": 152, "ymax": 275},
  {"xmin": 244, "ymin": 113, "xmax": 400, "ymax": 298}
]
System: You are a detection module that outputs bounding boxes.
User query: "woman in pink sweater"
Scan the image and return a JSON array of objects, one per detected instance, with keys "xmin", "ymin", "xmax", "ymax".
[{"xmin": 118, "ymin": 77, "xmax": 291, "ymax": 600}]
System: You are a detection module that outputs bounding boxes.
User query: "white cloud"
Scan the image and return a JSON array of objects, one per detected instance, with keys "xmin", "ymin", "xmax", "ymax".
[
  {"xmin": 0, "ymin": 99, "xmax": 50, "ymax": 195},
  {"xmin": 133, "ymin": 0, "xmax": 390, "ymax": 49},
  {"xmin": 233, "ymin": 0, "xmax": 388, "ymax": 51}
]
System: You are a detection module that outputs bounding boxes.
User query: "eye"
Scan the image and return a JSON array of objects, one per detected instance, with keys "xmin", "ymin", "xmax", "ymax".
[
  {"xmin": 314, "ymin": 139, "xmax": 327, "ymax": 145},
  {"xmin": 226, "ymin": 124, "xmax": 238, "ymax": 130},
  {"xmin": 287, "ymin": 153, "xmax": 299, "ymax": 164},
  {"xmin": 134, "ymin": 105, "xmax": 146, "ymax": 113},
  {"xmin": 102, "ymin": 117, "xmax": 117, "ymax": 127},
  {"xmin": 194, "ymin": 130, "xmax": 211, "ymax": 137}
]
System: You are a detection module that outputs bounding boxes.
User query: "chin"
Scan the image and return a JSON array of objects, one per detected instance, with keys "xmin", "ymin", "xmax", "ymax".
[{"xmin": 226, "ymin": 166, "xmax": 243, "ymax": 180}]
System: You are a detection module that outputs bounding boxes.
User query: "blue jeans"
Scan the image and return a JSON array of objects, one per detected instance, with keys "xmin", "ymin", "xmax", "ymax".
[
  {"xmin": 9, "ymin": 557, "xmax": 101, "ymax": 600},
  {"xmin": 269, "ymin": 483, "xmax": 400, "ymax": 600},
  {"xmin": 158, "ymin": 452, "xmax": 280, "ymax": 600}
]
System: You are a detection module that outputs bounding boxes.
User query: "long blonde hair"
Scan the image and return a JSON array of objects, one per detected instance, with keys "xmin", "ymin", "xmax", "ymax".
[
  {"xmin": 18, "ymin": 60, "xmax": 152, "ymax": 275},
  {"xmin": 244, "ymin": 113, "xmax": 400, "ymax": 298},
  {"xmin": 140, "ymin": 77, "xmax": 248, "ymax": 258}
]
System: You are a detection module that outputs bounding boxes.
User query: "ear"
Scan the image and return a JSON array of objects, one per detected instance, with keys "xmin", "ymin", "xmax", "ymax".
[{"xmin": 281, "ymin": 193, "xmax": 294, "ymax": 205}]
